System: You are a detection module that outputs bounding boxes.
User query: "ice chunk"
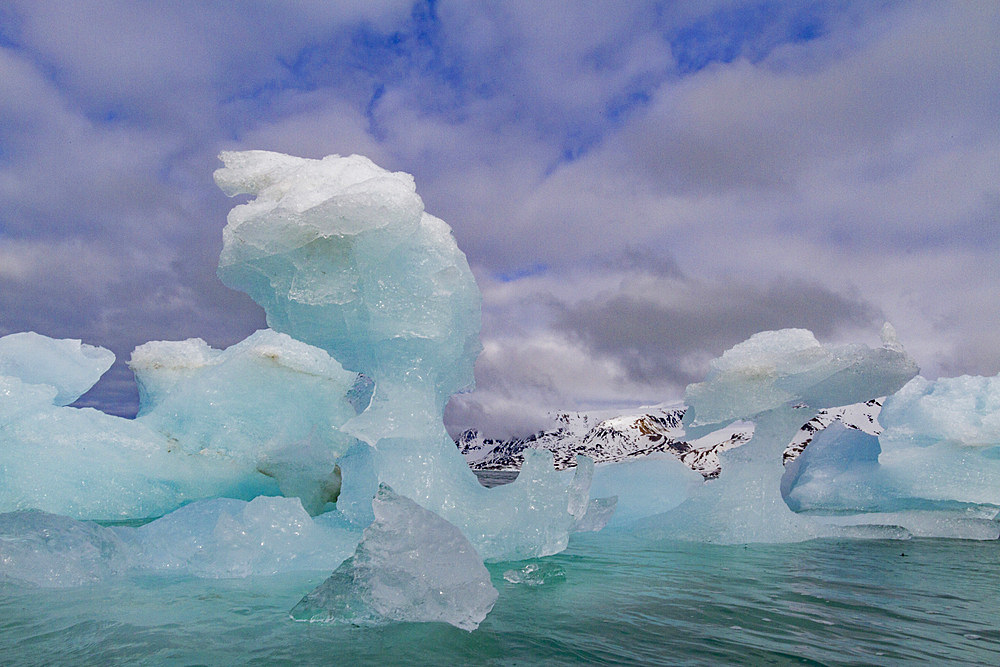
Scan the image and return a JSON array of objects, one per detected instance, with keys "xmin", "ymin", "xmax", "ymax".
[
  {"xmin": 214, "ymin": 151, "xmax": 480, "ymax": 403},
  {"xmin": 684, "ymin": 329, "xmax": 918, "ymax": 432},
  {"xmin": 134, "ymin": 496, "xmax": 360, "ymax": 577},
  {"xmin": 290, "ymin": 485, "xmax": 498, "ymax": 631},
  {"xmin": 215, "ymin": 151, "xmax": 601, "ymax": 559},
  {"xmin": 0, "ymin": 332, "xmax": 114, "ymax": 405},
  {"xmin": 502, "ymin": 560, "xmax": 566, "ymax": 586},
  {"xmin": 582, "ymin": 455, "xmax": 700, "ymax": 527},
  {"xmin": 573, "ymin": 496, "xmax": 619, "ymax": 532},
  {"xmin": 0, "ymin": 329, "xmax": 369, "ymax": 519},
  {"xmin": 0, "ymin": 510, "xmax": 131, "ymax": 587},
  {"xmin": 782, "ymin": 422, "xmax": 885, "ymax": 512},
  {"xmin": 873, "ymin": 375, "xmax": 1000, "ymax": 508},
  {"xmin": 132, "ymin": 329, "xmax": 362, "ymax": 514},
  {"xmin": 0, "ymin": 387, "xmax": 275, "ymax": 520},
  {"xmin": 641, "ymin": 328, "xmax": 918, "ymax": 543},
  {"xmin": 787, "ymin": 376, "xmax": 1000, "ymax": 511},
  {"xmin": 0, "ymin": 498, "xmax": 362, "ymax": 587}
]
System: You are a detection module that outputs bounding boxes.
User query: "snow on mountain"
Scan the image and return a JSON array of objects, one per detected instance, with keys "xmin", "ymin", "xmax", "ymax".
[
  {"xmin": 783, "ymin": 399, "xmax": 883, "ymax": 463},
  {"xmin": 457, "ymin": 400, "xmax": 884, "ymax": 479}
]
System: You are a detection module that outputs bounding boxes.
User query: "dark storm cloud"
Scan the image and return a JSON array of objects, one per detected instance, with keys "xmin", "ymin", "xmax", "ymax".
[{"xmin": 553, "ymin": 278, "xmax": 882, "ymax": 387}]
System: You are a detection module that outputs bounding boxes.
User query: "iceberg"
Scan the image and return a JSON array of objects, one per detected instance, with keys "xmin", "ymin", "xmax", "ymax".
[
  {"xmin": 214, "ymin": 151, "xmax": 594, "ymax": 560},
  {"xmin": 0, "ymin": 329, "xmax": 365, "ymax": 519},
  {"xmin": 877, "ymin": 375, "xmax": 1000, "ymax": 507},
  {"xmin": 638, "ymin": 326, "xmax": 919, "ymax": 543},
  {"xmin": 131, "ymin": 329, "xmax": 363, "ymax": 515},
  {"xmin": 289, "ymin": 485, "xmax": 498, "ymax": 631},
  {"xmin": 781, "ymin": 375, "xmax": 1000, "ymax": 538}
]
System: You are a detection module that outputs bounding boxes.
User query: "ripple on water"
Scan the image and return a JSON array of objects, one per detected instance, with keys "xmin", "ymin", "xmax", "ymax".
[{"xmin": 1, "ymin": 534, "xmax": 998, "ymax": 665}]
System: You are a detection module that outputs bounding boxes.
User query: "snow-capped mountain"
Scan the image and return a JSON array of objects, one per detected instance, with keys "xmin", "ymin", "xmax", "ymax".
[
  {"xmin": 783, "ymin": 399, "xmax": 883, "ymax": 463},
  {"xmin": 456, "ymin": 400, "xmax": 883, "ymax": 479}
]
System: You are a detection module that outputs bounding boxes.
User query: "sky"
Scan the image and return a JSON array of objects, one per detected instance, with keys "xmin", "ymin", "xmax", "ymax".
[{"xmin": 0, "ymin": 1, "xmax": 997, "ymax": 438}]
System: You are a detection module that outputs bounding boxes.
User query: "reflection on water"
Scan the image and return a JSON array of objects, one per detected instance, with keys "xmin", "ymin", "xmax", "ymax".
[
  {"xmin": 473, "ymin": 469, "xmax": 519, "ymax": 488},
  {"xmin": 2, "ymin": 532, "xmax": 997, "ymax": 665}
]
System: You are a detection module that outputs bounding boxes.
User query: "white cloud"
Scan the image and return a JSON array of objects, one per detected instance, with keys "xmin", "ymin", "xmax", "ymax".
[{"xmin": 1, "ymin": 0, "xmax": 998, "ymax": 428}]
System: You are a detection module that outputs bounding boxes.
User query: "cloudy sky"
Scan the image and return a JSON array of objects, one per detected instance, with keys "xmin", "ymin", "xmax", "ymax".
[{"xmin": 1, "ymin": 1, "xmax": 997, "ymax": 437}]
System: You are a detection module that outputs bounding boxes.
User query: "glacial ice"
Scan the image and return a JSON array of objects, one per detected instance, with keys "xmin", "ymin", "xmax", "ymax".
[
  {"xmin": 214, "ymin": 151, "xmax": 595, "ymax": 561},
  {"xmin": 0, "ymin": 497, "xmax": 362, "ymax": 587},
  {"xmin": 782, "ymin": 421, "xmax": 885, "ymax": 512},
  {"xmin": 583, "ymin": 455, "xmax": 701, "ymax": 527},
  {"xmin": 0, "ymin": 367, "xmax": 274, "ymax": 519},
  {"xmin": 0, "ymin": 331, "xmax": 114, "ymax": 406},
  {"xmin": 639, "ymin": 327, "xmax": 919, "ymax": 543},
  {"xmin": 289, "ymin": 485, "xmax": 498, "ymax": 631},
  {"xmin": 0, "ymin": 510, "xmax": 132, "ymax": 587},
  {"xmin": 131, "ymin": 329, "xmax": 362, "ymax": 514},
  {"xmin": 3, "ymin": 144, "xmax": 1000, "ymax": 631},
  {"xmin": 877, "ymin": 375, "xmax": 1000, "ymax": 507},
  {"xmin": 0, "ymin": 329, "xmax": 369, "ymax": 519},
  {"xmin": 132, "ymin": 496, "xmax": 360, "ymax": 577},
  {"xmin": 781, "ymin": 375, "xmax": 1000, "ymax": 538}
]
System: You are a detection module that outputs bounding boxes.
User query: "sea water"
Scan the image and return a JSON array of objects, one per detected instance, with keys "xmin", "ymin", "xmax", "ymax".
[{"xmin": 2, "ymin": 531, "xmax": 997, "ymax": 665}]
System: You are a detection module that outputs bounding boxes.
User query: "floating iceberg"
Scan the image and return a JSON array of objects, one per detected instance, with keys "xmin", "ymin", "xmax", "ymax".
[
  {"xmin": 782, "ymin": 375, "xmax": 1000, "ymax": 538},
  {"xmin": 877, "ymin": 375, "xmax": 1000, "ymax": 507},
  {"xmin": 5, "ymin": 145, "xmax": 1000, "ymax": 633},
  {"xmin": 214, "ymin": 151, "xmax": 595, "ymax": 560},
  {"xmin": 638, "ymin": 326, "xmax": 919, "ymax": 543},
  {"xmin": 290, "ymin": 485, "xmax": 498, "ymax": 631},
  {"xmin": 0, "ymin": 329, "xmax": 365, "ymax": 519}
]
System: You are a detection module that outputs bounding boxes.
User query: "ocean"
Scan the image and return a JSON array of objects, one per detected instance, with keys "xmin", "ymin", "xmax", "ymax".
[{"xmin": 2, "ymin": 530, "xmax": 997, "ymax": 665}]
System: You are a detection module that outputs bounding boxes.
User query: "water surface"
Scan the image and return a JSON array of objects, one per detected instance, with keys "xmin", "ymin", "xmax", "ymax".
[{"xmin": 1, "ymin": 532, "xmax": 997, "ymax": 665}]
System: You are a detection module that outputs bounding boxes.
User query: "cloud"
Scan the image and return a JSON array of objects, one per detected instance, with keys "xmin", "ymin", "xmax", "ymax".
[
  {"xmin": 1, "ymin": 1, "xmax": 998, "ymax": 432},
  {"xmin": 553, "ymin": 276, "xmax": 882, "ymax": 386}
]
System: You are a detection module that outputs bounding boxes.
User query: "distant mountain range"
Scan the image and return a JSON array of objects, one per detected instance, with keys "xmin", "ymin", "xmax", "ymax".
[{"xmin": 456, "ymin": 400, "xmax": 883, "ymax": 479}]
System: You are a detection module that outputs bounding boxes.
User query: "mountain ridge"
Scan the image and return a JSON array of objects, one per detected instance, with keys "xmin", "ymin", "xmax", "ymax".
[{"xmin": 457, "ymin": 400, "xmax": 883, "ymax": 479}]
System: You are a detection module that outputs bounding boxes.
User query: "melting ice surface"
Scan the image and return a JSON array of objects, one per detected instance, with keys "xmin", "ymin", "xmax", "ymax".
[{"xmin": 2, "ymin": 151, "xmax": 999, "ymax": 640}]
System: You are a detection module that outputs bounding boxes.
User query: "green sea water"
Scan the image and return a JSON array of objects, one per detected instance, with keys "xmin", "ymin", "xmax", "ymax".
[{"xmin": 1, "ymin": 531, "xmax": 997, "ymax": 666}]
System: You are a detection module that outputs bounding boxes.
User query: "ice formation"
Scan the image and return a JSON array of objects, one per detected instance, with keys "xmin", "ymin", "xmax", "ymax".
[
  {"xmin": 877, "ymin": 375, "xmax": 1000, "ymax": 507},
  {"xmin": 4, "ymin": 145, "xmax": 1000, "ymax": 637},
  {"xmin": 638, "ymin": 327, "xmax": 919, "ymax": 543},
  {"xmin": 213, "ymin": 151, "xmax": 597, "ymax": 560},
  {"xmin": 131, "ymin": 329, "xmax": 362, "ymax": 515},
  {"xmin": 781, "ymin": 375, "xmax": 1000, "ymax": 539},
  {"xmin": 578, "ymin": 455, "xmax": 701, "ymax": 528},
  {"xmin": 0, "ymin": 150, "xmax": 601, "ymax": 634},
  {"xmin": 290, "ymin": 485, "xmax": 498, "ymax": 631},
  {"xmin": 0, "ymin": 329, "xmax": 366, "ymax": 519},
  {"xmin": 0, "ymin": 496, "xmax": 361, "ymax": 587},
  {"xmin": 0, "ymin": 331, "xmax": 114, "ymax": 406}
]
